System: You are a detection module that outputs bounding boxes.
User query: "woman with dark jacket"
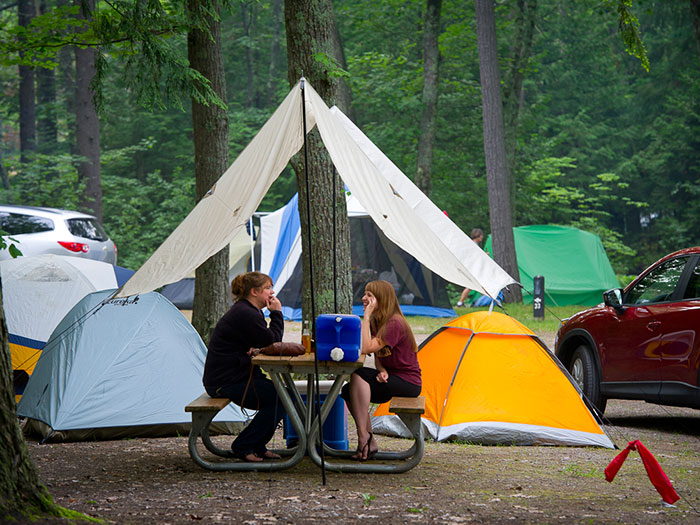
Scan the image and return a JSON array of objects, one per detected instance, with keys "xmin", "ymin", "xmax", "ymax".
[{"xmin": 203, "ymin": 271, "xmax": 284, "ymax": 462}]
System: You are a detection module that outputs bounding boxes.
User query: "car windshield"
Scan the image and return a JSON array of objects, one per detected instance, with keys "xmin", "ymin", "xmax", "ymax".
[
  {"xmin": 0, "ymin": 212, "xmax": 54, "ymax": 234},
  {"xmin": 66, "ymin": 218, "xmax": 108, "ymax": 241}
]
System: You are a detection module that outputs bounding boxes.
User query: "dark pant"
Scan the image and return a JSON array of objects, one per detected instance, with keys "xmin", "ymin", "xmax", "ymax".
[{"xmin": 208, "ymin": 376, "xmax": 285, "ymax": 457}]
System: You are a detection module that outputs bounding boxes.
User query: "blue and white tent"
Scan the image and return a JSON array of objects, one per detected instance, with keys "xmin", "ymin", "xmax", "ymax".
[
  {"xmin": 259, "ymin": 193, "xmax": 456, "ymax": 320},
  {"xmin": 17, "ymin": 289, "xmax": 244, "ymax": 441}
]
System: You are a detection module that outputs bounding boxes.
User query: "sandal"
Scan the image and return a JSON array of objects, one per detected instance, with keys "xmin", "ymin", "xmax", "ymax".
[
  {"xmin": 367, "ymin": 432, "xmax": 378, "ymax": 460},
  {"xmin": 352, "ymin": 433, "xmax": 377, "ymax": 461},
  {"xmin": 351, "ymin": 437, "xmax": 370, "ymax": 461}
]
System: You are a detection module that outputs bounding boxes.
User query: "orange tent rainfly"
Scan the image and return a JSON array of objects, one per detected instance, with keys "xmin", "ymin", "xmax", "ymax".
[{"xmin": 372, "ymin": 311, "xmax": 614, "ymax": 447}]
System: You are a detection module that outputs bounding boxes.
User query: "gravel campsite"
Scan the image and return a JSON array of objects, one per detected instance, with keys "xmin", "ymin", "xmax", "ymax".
[{"xmin": 23, "ymin": 327, "xmax": 700, "ymax": 524}]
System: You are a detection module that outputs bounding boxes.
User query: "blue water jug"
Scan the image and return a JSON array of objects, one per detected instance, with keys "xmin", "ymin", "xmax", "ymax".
[{"xmin": 315, "ymin": 314, "xmax": 361, "ymax": 362}]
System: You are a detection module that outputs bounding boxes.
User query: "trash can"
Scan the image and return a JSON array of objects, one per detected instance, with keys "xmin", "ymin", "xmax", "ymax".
[{"xmin": 283, "ymin": 380, "xmax": 349, "ymax": 450}]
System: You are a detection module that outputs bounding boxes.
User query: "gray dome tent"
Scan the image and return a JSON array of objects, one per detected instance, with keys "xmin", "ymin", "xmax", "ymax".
[{"xmin": 18, "ymin": 289, "xmax": 244, "ymax": 441}]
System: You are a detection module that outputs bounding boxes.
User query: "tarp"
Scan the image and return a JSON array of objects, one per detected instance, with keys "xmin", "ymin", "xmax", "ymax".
[
  {"xmin": 115, "ymin": 81, "xmax": 516, "ymax": 303},
  {"xmin": 485, "ymin": 225, "xmax": 619, "ymax": 306},
  {"xmin": 17, "ymin": 289, "xmax": 244, "ymax": 441},
  {"xmin": 260, "ymin": 193, "xmax": 455, "ymax": 320},
  {"xmin": 1, "ymin": 255, "xmax": 133, "ymax": 398},
  {"xmin": 371, "ymin": 311, "xmax": 614, "ymax": 448},
  {"xmin": 160, "ymin": 225, "xmax": 258, "ymax": 310}
]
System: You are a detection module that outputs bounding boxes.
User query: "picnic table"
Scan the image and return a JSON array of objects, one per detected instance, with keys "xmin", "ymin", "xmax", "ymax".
[{"xmin": 186, "ymin": 353, "xmax": 425, "ymax": 473}]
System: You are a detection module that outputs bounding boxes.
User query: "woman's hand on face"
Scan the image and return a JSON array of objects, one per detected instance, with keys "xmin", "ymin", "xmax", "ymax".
[
  {"xmin": 376, "ymin": 370, "xmax": 388, "ymax": 383},
  {"xmin": 364, "ymin": 295, "xmax": 377, "ymax": 316},
  {"xmin": 267, "ymin": 295, "xmax": 282, "ymax": 312}
]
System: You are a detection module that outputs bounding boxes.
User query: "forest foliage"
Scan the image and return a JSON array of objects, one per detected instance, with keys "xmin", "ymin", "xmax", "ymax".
[{"xmin": 0, "ymin": 0, "xmax": 698, "ymax": 276}]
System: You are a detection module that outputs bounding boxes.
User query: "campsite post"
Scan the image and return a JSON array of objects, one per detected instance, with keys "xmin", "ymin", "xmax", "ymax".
[{"xmin": 533, "ymin": 275, "xmax": 544, "ymax": 320}]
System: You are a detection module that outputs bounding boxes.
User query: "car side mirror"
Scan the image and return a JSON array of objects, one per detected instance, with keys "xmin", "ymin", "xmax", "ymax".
[{"xmin": 603, "ymin": 288, "xmax": 624, "ymax": 310}]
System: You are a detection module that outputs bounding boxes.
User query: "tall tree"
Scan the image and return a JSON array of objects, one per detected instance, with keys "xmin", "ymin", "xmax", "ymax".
[
  {"xmin": 36, "ymin": 0, "xmax": 59, "ymax": 157},
  {"xmin": 188, "ymin": 0, "xmax": 230, "ymax": 344},
  {"xmin": 240, "ymin": 0, "xmax": 258, "ymax": 108},
  {"xmin": 502, "ymin": 0, "xmax": 536, "ymax": 212},
  {"xmin": 266, "ymin": 0, "xmax": 284, "ymax": 105},
  {"xmin": 74, "ymin": 0, "xmax": 101, "ymax": 219},
  {"xmin": 0, "ymin": 281, "xmax": 65, "ymax": 519},
  {"xmin": 285, "ymin": 0, "xmax": 353, "ymax": 324},
  {"xmin": 415, "ymin": 0, "xmax": 442, "ymax": 197},
  {"xmin": 18, "ymin": 0, "xmax": 36, "ymax": 163},
  {"xmin": 475, "ymin": 0, "xmax": 521, "ymax": 302},
  {"xmin": 691, "ymin": 0, "xmax": 700, "ymax": 63}
]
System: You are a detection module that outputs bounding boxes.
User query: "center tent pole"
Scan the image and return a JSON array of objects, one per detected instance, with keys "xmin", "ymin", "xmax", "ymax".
[{"xmin": 300, "ymin": 77, "xmax": 326, "ymax": 485}]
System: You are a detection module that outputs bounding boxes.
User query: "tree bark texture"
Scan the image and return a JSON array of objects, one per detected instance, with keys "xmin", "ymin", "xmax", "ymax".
[
  {"xmin": 415, "ymin": 0, "xmax": 442, "ymax": 197},
  {"xmin": 74, "ymin": 0, "xmax": 102, "ymax": 220},
  {"xmin": 285, "ymin": 0, "xmax": 353, "ymax": 327},
  {"xmin": 18, "ymin": 0, "xmax": 36, "ymax": 163},
  {"xmin": 503, "ymin": 0, "xmax": 536, "ymax": 215},
  {"xmin": 0, "ymin": 279, "xmax": 62, "ymax": 520},
  {"xmin": 188, "ymin": 0, "xmax": 230, "ymax": 345},
  {"xmin": 475, "ymin": 0, "xmax": 522, "ymax": 302}
]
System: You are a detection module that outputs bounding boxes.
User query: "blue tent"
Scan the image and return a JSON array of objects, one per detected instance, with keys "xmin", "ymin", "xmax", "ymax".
[
  {"xmin": 259, "ymin": 194, "xmax": 456, "ymax": 320},
  {"xmin": 17, "ymin": 289, "xmax": 244, "ymax": 441}
]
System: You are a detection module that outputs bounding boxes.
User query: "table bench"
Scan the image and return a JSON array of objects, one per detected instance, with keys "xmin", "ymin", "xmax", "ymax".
[{"xmin": 185, "ymin": 393, "xmax": 298, "ymax": 472}]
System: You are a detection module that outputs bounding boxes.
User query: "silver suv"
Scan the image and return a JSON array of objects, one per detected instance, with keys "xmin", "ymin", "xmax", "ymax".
[{"xmin": 0, "ymin": 205, "xmax": 117, "ymax": 264}]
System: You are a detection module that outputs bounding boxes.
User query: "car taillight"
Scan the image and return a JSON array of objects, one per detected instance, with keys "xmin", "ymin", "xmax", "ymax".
[
  {"xmin": 58, "ymin": 241, "xmax": 90, "ymax": 253},
  {"xmin": 113, "ymin": 242, "xmax": 117, "ymax": 255}
]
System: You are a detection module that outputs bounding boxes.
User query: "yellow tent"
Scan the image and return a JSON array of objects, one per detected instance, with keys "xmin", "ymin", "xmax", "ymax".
[{"xmin": 372, "ymin": 311, "xmax": 614, "ymax": 447}]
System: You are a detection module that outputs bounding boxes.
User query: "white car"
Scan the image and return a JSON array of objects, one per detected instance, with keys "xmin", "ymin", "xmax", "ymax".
[{"xmin": 0, "ymin": 205, "xmax": 117, "ymax": 264}]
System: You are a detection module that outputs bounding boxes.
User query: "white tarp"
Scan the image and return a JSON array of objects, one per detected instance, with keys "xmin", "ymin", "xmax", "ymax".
[{"xmin": 115, "ymin": 81, "xmax": 516, "ymax": 300}]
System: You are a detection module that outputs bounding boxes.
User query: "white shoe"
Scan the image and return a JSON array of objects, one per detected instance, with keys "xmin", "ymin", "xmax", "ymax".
[{"xmin": 456, "ymin": 302, "xmax": 464, "ymax": 307}]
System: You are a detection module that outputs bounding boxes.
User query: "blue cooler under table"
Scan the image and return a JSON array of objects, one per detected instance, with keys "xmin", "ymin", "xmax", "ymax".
[{"xmin": 283, "ymin": 380, "xmax": 349, "ymax": 451}]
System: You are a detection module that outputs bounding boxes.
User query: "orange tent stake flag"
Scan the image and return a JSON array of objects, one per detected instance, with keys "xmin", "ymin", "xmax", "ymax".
[{"xmin": 605, "ymin": 440, "xmax": 680, "ymax": 505}]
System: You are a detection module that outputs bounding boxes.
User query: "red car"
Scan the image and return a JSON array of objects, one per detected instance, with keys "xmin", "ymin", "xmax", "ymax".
[{"xmin": 555, "ymin": 247, "xmax": 700, "ymax": 415}]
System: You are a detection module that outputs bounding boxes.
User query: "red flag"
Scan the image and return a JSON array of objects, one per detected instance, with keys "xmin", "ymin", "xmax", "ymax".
[{"xmin": 605, "ymin": 440, "xmax": 680, "ymax": 505}]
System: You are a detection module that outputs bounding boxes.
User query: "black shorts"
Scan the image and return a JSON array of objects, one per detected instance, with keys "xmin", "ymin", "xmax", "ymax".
[{"xmin": 340, "ymin": 367, "xmax": 421, "ymax": 405}]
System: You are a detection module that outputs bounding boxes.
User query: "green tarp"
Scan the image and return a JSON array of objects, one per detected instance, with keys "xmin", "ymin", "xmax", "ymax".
[{"xmin": 485, "ymin": 225, "xmax": 619, "ymax": 306}]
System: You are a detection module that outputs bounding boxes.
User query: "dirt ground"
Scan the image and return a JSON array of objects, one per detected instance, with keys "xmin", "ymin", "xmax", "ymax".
[{"xmin": 22, "ymin": 327, "xmax": 700, "ymax": 524}]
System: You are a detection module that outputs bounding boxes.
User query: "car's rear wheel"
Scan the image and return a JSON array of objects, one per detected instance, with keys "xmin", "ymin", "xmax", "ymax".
[{"xmin": 569, "ymin": 345, "xmax": 607, "ymax": 415}]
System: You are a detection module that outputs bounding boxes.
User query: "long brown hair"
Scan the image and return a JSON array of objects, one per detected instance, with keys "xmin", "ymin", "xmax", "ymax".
[
  {"xmin": 230, "ymin": 272, "xmax": 272, "ymax": 302},
  {"xmin": 365, "ymin": 280, "xmax": 418, "ymax": 353}
]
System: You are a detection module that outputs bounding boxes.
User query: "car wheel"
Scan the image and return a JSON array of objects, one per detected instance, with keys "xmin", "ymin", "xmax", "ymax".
[{"xmin": 569, "ymin": 345, "xmax": 607, "ymax": 415}]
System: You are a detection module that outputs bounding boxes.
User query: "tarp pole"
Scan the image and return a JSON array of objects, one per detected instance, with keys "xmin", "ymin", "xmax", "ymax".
[{"xmin": 300, "ymin": 77, "xmax": 326, "ymax": 485}]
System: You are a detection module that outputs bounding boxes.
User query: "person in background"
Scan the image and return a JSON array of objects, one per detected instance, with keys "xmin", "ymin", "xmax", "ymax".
[
  {"xmin": 203, "ymin": 272, "xmax": 284, "ymax": 463},
  {"xmin": 341, "ymin": 280, "xmax": 422, "ymax": 461},
  {"xmin": 456, "ymin": 228, "xmax": 485, "ymax": 307}
]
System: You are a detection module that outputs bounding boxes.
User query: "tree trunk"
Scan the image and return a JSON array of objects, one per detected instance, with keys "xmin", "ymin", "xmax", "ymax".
[
  {"xmin": 0, "ymin": 279, "xmax": 63, "ymax": 519},
  {"xmin": 241, "ymin": 1, "xmax": 258, "ymax": 108},
  {"xmin": 691, "ymin": 0, "xmax": 700, "ymax": 64},
  {"xmin": 415, "ymin": 0, "xmax": 442, "ymax": 197},
  {"xmin": 503, "ymin": 0, "xmax": 536, "ymax": 216},
  {"xmin": 36, "ymin": 0, "xmax": 59, "ymax": 158},
  {"xmin": 74, "ymin": 0, "xmax": 102, "ymax": 220},
  {"xmin": 0, "ymin": 114, "xmax": 10, "ymax": 191},
  {"xmin": 475, "ymin": 0, "xmax": 522, "ymax": 302},
  {"xmin": 266, "ymin": 0, "xmax": 284, "ymax": 105},
  {"xmin": 188, "ymin": 0, "xmax": 230, "ymax": 345},
  {"xmin": 329, "ymin": 1, "xmax": 354, "ymax": 119},
  {"xmin": 285, "ymin": 0, "xmax": 353, "ymax": 327},
  {"xmin": 18, "ymin": 0, "xmax": 36, "ymax": 164}
]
